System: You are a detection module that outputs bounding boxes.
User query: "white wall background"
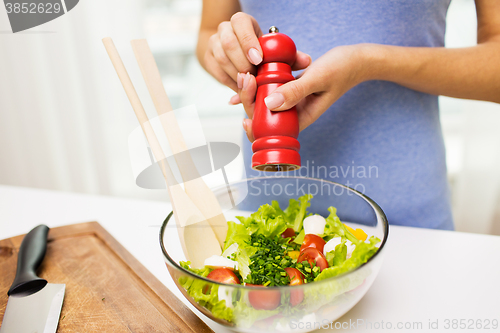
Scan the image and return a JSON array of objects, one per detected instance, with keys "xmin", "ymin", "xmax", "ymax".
[
  {"xmin": 440, "ymin": 0, "xmax": 500, "ymax": 234},
  {"xmin": 0, "ymin": 0, "xmax": 498, "ymax": 234}
]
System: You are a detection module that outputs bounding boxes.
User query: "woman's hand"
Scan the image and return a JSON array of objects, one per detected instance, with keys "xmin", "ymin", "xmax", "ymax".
[
  {"xmin": 200, "ymin": 12, "xmax": 311, "ymax": 94},
  {"xmin": 202, "ymin": 12, "xmax": 263, "ymax": 92},
  {"xmin": 239, "ymin": 44, "xmax": 369, "ymax": 142}
]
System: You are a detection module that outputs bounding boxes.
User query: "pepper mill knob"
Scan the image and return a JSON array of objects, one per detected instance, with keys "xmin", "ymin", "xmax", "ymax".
[{"xmin": 251, "ymin": 27, "xmax": 301, "ymax": 172}]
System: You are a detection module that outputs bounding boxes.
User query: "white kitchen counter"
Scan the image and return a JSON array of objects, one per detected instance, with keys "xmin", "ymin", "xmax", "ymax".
[{"xmin": 0, "ymin": 185, "xmax": 499, "ymax": 333}]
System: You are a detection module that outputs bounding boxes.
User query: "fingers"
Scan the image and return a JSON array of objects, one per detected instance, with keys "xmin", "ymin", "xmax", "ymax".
[
  {"xmin": 204, "ymin": 50, "xmax": 238, "ymax": 92},
  {"xmin": 205, "ymin": 12, "xmax": 262, "ymax": 92},
  {"xmin": 234, "ymin": 72, "xmax": 257, "ymax": 143},
  {"xmin": 229, "ymin": 72, "xmax": 257, "ymax": 113},
  {"xmin": 228, "ymin": 51, "xmax": 310, "ymax": 105},
  {"xmin": 235, "ymin": 70, "xmax": 328, "ymax": 141},
  {"xmin": 230, "ymin": 12, "xmax": 264, "ymax": 66},
  {"xmin": 229, "ymin": 94, "xmax": 241, "ymax": 105},
  {"xmin": 242, "ymin": 118, "xmax": 255, "ymax": 142},
  {"xmin": 211, "ymin": 28, "xmax": 240, "ymax": 82},
  {"xmin": 295, "ymin": 93, "xmax": 335, "ymax": 131},
  {"xmin": 238, "ymin": 78, "xmax": 328, "ymax": 140},
  {"xmin": 264, "ymin": 71, "xmax": 320, "ymax": 111},
  {"xmin": 217, "ymin": 21, "xmax": 255, "ymax": 76},
  {"xmin": 237, "ymin": 72, "xmax": 243, "ymax": 89},
  {"xmin": 292, "ymin": 51, "xmax": 312, "ymax": 71},
  {"xmin": 239, "ymin": 73, "xmax": 257, "ymax": 118}
]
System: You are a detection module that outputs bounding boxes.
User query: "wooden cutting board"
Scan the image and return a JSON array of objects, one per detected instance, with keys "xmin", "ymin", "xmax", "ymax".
[{"xmin": 0, "ymin": 222, "xmax": 213, "ymax": 332}]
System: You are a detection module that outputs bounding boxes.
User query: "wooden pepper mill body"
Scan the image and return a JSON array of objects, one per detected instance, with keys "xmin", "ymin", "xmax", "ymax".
[{"xmin": 251, "ymin": 27, "xmax": 301, "ymax": 172}]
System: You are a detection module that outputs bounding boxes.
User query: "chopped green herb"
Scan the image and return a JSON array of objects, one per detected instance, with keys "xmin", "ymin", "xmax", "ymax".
[{"xmin": 244, "ymin": 234, "xmax": 291, "ymax": 286}]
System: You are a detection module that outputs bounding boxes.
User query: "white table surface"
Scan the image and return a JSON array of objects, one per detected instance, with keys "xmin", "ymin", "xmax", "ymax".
[{"xmin": 1, "ymin": 185, "xmax": 499, "ymax": 333}]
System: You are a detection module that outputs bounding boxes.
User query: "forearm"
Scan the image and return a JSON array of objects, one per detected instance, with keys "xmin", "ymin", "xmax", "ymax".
[
  {"xmin": 361, "ymin": 41, "xmax": 500, "ymax": 103},
  {"xmin": 196, "ymin": 29, "xmax": 216, "ymax": 70},
  {"xmin": 197, "ymin": 0, "xmax": 240, "ymax": 71}
]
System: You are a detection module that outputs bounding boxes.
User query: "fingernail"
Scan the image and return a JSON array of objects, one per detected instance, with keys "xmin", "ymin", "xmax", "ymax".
[
  {"xmin": 264, "ymin": 93, "xmax": 285, "ymax": 110},
  {"xmin": 237, "ymin": 73, "xmax": 243, "ymax": 89},
  {"xmin": 248, "ymin": 48, "xmax": 262, "ymax": 65},
  {"xmin": 242, "ymin": 72, "xmax": 251, "ymax": 90},
  {"xmin": 242, "ymin": 119, "xmax": 248, "ymax": 131},
  {"xmin": 229, "ymin": 94, "xmax": 240, "ymax": 105}
]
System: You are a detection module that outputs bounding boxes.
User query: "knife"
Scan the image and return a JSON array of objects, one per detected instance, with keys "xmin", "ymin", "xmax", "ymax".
[{"xmin": 0, "ymin": 225, "xmax": 65, "ymax": 333}]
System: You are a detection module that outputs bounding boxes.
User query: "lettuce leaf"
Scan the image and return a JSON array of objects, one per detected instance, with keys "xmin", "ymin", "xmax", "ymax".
[
  {"xmin": 235, "ymin": 245, "xmax": 257, "ymax": 281},
  {"xmin": 223, "ymin": 221, "xmax": 251, "ymax": 252},
  {"xmin": 236, "ymin": 204, "xmax": 287, "ymax": 239},
  {"xmin": 323, "ymin": 207, "xmax": 359, "ymax": 244},
  {"xmin": 314, "ymin": 236, "xmax": 380, "ymax": 281},
  {"xmin": 293, "ymin": 229, "xmax": 305, "ymax": 245},
  {"xmin": 233, "ymin": 299, "xmax": 280, "ymax": 328},
  {"xmin": 271, "ymin": 200, "xmax": 290, "ymax": 227},
  {"xmin": 210, "ymin": 291, "xmax": 235, "ymax": 322},
  {"xmin": 325, "ymin": 238, "xmax": 347, "ymax": 267},
  {"xmin": 292, "ymin": 194, "xmax": 313, "ymax": 232},
  {"xmin": 179, "ymin": 261, "xmax": 234, "ymax": 322},
  {"xmin": 284, "ymin": 198, "xmax": 300, "ymax": 224},
  {"xmin": 180, "ymin": 261, "xmax": 212, "ymax": 277},
  {"xmin": 270, "ymin": 194, "xmax": 314, "ymax": 232},
  {"xmin": 235, "ymin": 215, "xmax": 253, "ymax": 228},
  {"xmin": 299, "ymin": 268, "xmax": 368, "ymax": 316},
  {"xmin": 220, "ymin": 221, "xmax": 257, "ymax": 281}
]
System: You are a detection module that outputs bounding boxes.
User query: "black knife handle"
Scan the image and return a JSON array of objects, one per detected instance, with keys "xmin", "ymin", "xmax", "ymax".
[{"xmin": 8, "ymin": 225, "xmax": 49, "ymax": 296}]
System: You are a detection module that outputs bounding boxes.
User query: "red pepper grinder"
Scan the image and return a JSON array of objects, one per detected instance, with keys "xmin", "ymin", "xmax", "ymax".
[{"xmin": 251, "ymin": 26, "xmax": 300, "ymax": 172}]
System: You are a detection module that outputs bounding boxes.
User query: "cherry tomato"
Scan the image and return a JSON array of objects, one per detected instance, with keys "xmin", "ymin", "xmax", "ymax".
[
  {"xmin": 207, "ymin": 268, "xmax": 241, "ymax": 284},
  {"xmin": 298, "ymin": 247, "xmax": 329, "ymax": 272},
  {"xmin": 281, "ymin": 227, "xmax": 296, "ymax": 240},
  {"xmin": 285, "ymin": 267, "xmax": 304, "ymax": 306},
  {"xmin": 247, "ymin": 284, "xmax": 281, "ymax": 310},
  {"xmin": 284, "ymin": 267, "xmax": 303, "ymax": 286},
  {"xmin": 300, "ymin": 234, "xmax": 326, "ymax": 253}
]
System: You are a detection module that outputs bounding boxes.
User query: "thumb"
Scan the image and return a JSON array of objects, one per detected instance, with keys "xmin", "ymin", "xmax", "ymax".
[
  {"xmin": 264, "ymin": 76, "xmax": 316, "ymax": 111},
  {"xmin": 292, "ymin": 51, "xmax": 312, "ymax": 71}
]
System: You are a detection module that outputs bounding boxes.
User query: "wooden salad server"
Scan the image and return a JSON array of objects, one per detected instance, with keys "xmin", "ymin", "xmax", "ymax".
[
  {"xmin": 130, "ymin": 39, "xmax": 228, "ymax": 247},
  {"xmin": 102, "ymin": 37, "xmax": 220, "ymax": 267}
]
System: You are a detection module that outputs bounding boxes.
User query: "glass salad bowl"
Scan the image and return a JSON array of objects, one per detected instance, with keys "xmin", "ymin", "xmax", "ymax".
[{"xmin": 160, "ymin": 176, "xmax": 389, "ymax": 333}]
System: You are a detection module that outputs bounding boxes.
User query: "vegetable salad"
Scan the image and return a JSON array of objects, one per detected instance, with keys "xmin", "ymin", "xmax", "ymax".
[{"xmin": 179, "ymin": 194, "xmax": 380, "ymax": 325}]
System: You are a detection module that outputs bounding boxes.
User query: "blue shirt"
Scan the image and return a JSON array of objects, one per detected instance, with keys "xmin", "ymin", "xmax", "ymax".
[{"xmin": 239, "ymin": 0, "xmax": 454, "ymax": 230}]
